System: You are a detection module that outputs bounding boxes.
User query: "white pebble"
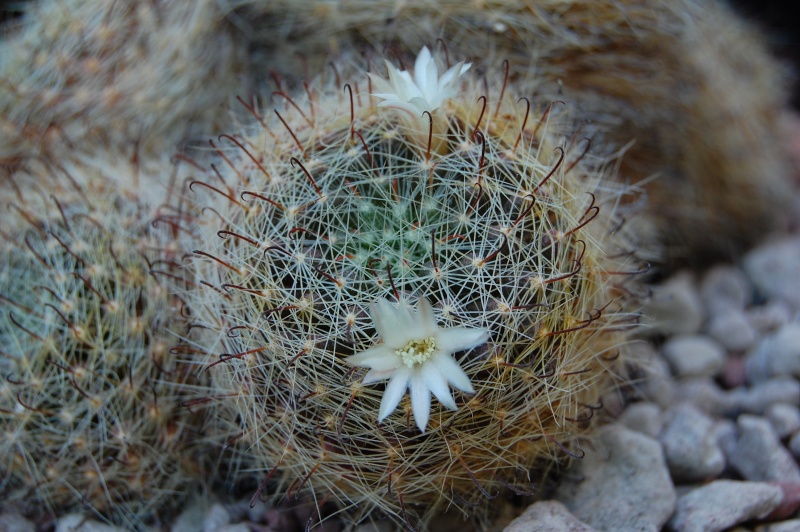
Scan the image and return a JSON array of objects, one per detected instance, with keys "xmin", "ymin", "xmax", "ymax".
[
  {"xmin": 706, "ymin": 309, "xmax": 757, "ymax": 352},
  {"xmin": 618, "ymin": 402, "xmax": 663, "ymax": 438},
  {"xmin": 789, "ymin": 431, "xmax": 800, "ymax": 460},
  {"xmin": 0, "ymin": 513, "xmax": 35, "ymax": 532},
  {"xmin": 744, "ymin": 236, "xmax": 800, "ymax": 311},
  {"xmin": 660, "ymin": 404, "xmax": 725, "ymax": 482},
  {"xmin": 700, "ymin": 265, "xmax": 752, "ymax": 313},
  {"xmin": 731, "ymin": 414, "xmax": 800, "ymax": 483},
  {"xmin": 55, "ymin": 515, "xmax": 126, "ymax": 532},
  {"xmin": 636, "ymin": 344, "xmax": 675, "ymax": 408},
  {"xmin": 765, "ymin": 403, "xmax": 800, "ymax": 439},
  {"xmin": 758, "ymin": 519, "xmax": 800, "ymax": 532},
  {"xmin": 713, "ymin": 418, "xmax": 738, "ymax": 463},
  {"xmin": 661, "ymin": 335, "xmax": 726, "ymax": 378},
  {"xmin": 555, "ymin": 425, "xmax": 676, "ymax": 531},
  {"xmin": 203, "ymin": 504, "xmax": 231, "ymax": 532},
  {"xmin": 668, "ymin": 480, "xmax": 782, "ymax": 532},
  {"xmin": 727, "ymin": 378, "xmax": 800, "ymax": 415},
  {"xmin": 504, "ymin": 501, "xmax": 597, "ymax": 532},
  {"xmin": 747, "ymin": 301, "xmax": 793, "ymax": 333},
  {"xmin": 745, "ymin": 322, "xmax": 800, "ymax": 383},
  {"xmin": 642, "ymin": 272, "xmax": 705, "ymax": 336},
  {"xmin": 673, "ymin": 378, "xmax": 732, "ymax": 416}
]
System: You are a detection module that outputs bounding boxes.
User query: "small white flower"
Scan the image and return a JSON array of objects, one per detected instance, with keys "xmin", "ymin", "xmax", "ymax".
[
  {"xmin": 345, "ymin": 297, "xmax": 488, "ymax": 433},
  {"xmin": 370, "ymin": 46, "xmax": 471, "ymax": 117}
]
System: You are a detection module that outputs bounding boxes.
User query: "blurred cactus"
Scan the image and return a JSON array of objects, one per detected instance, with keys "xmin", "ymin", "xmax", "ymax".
[
  {"xmin": 0, "ymin": 154, "xmax": 206, "ymax": 528},
  {"xmin": 225, "ymin": 0, "xmax": 794, "ymax": 263},
  {"xmin": 0, "ymin": 0, "xmax": 248, "ymax": 164}
]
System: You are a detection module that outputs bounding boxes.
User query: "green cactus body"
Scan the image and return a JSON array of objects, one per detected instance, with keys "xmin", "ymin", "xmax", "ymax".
[{"xmin": 181, "ymin": 48, "xmax": 643, "ymax": 527}]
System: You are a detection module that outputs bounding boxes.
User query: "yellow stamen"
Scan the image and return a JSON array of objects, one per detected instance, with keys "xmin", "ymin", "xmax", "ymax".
[{"xmin": 396, "ymin": 337, "xmax": 437, "ymax": 368}]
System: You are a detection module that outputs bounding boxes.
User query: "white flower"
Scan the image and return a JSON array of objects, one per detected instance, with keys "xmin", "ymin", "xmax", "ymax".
[
  {"xmin": 345, "ymin": 297, "xmax": 488, "ymax": 433},
  {"xmin": 370, "ymin": 46, "xmax": 471, "ymax": 117}
]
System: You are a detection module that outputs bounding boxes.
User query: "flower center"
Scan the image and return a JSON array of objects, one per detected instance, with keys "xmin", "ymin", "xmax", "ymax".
[{"xmin": 396, "ymin": 337, "xmax": 437, "ymax": 368}]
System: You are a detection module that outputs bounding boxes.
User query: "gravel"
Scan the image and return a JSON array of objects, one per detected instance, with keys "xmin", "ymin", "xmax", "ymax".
[
  {"xmin": 745, "ymin": 323, "xmax": 800, "ymax": 383},
  {"xmin": 659, "ymin": 404, "xmax": 725, "ymax": 482},
  {"xmin": 661, "ymin": 335, "xmax": 725, "ymax": 378},
  {"xmin": 731, "ymin": 415, "xmax": 800, "ymax": 483},
  {"xmin": 504, "ymin": 501, "xmax": 597, "ymax": 532},
  {"xmin": 743, "ymin": 236, "xmax": 800, "ymax": 309},
  {"xmin": 554, "ymin": 425, "xmax": 676, "ymax": 531},
  {"xmin": 668, "ymin": 480, "xmax": 782, "ymax": 532},
  {"xmin": 516, "ymin": 235, "xmax": 800, "ymax": 532}
]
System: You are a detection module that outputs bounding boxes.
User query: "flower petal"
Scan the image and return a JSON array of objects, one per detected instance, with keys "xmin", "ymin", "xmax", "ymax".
[
  {"xmin": 376, "ymin": 100, "xmax": 423, "ymax": 119},
  {"xmin": 407, "ymin": 96, "xmax": 432, "ymax": 115},
  {"xmin": 421, "ymin": 362, "xmax": 457, "ymax": 411},
  {"xmin": 370, "ymin": 298, "xmax": 407, "ymax": 347},
  {"xmin": 363, "ymin": 368, "xmax": 395, "ymax": 384},
  {"xmin": 344, "ymin": 344, "xmax": 400, "ymax": 370},
  {"xmin": 432, "ymin": 354, "xmax": 475, "ymax": 394},
  {"xmin": 378, "ymin": 366, "xmax": 411, "ymax": 422},
  {"xmin": 414, "ymin": 46, "xmax": 433, "ymax": 94},
  {"xmin": 415, "ymin": 297, "xmax": 438, "ymax": 337},
  {"xmin": 368, "ymin": 71, "xmax": 396, "ymax": 97},
  {"xmin": 437, "ymin": 61, "xmax": 471, "ymax": 92},
  {"xmin": 410, "ymin": 369, "xmax": 432, "ymax": 432},
  {"xmin": 394, "ymin": 299, "xmax": 420, "ymax": 338},
  {"xmin": 436, "ymin": 326, "xmax": 489, "ymax": 354}
]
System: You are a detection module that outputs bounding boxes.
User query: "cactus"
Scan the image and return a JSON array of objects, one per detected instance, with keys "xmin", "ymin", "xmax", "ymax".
[
  {"xmin": 178, "ymin": 47, "xmax": 645, "ymax": 528},
  {"xmin": 224, "ymin": 0, "xmax": 794, "ymax": 263},
  {"xmin": 0, "ymin": 155, "xmax": 206, "ymax": 528},
  {"xmin": 0, "ymin": 0, "xmax": 248, "ymax": 163}
]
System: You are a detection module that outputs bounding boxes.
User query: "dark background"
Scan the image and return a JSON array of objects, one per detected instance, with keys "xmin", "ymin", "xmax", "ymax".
[{"xmin": 730, "ymin": 0, "xmax": 800, "ymax": 107}]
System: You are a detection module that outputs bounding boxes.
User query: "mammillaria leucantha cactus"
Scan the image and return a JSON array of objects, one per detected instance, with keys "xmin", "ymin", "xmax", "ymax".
[{"xmin": 177, "ymin": 47, "xmax": 646, "ymax": 527}]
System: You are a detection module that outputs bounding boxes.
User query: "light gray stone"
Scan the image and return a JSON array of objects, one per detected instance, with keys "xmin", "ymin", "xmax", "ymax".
[
  {"xmin": 727, "ymin": 378, "xmax": 800, "ymax": 415},
  {"xmin": 555, "ymin": 425, "xmax": 675, "ymax": 532},
  {"xmin": 668, "ymin": 480, "xmax": 782, "ymax": 532},
  {"xmin": 789, "ymin": 431, "xmax": 800, "ymax": 460},
  {"xmin": 504, "ymin": 501, "xmax": 597, "ymax": 532},
  {"xmin": 701, "ymin": 265, "xmax": 752, "ymax": 314},
  {"xmin": 744, "ymin": 236, "xmax": 800, "ymax": 310},
  {"xmin": 203, "ymin": 504, "xmax": 231, "ymax": 532},
  {"xmin": 747, "ymin": 301, "xmax": 793, "ymax": 333},
  {"xmin": 758, "ymin": 520, "xmax": 800, "ymax": 532},
  {"xmin": 218, "ymin": 525, "xmax": 250, "ymax": 532},
  {"xmin": 766, "ymin": 403, "xmax": 800, "ymax": 439},
  {"xmin": 55, "ymin": 515, "xmax": 125, "ymax": 532},
  {"xmin": 171, "ymin": 501, "xmax": 208, "ymax": 532},
  {"xmin": 639, "ymin": 350, "xmax": 675, "ymax": 408},
  {"xmin": 713, "ymin": 418, "xmax": 738, "ymax": 463},
  {"xmin": 0, "ymin": 513, "xmax": 35, "ymax": 532},
  {"xmin": 731, "ymin": 415, "xmax": 800, "ymax": 483},
  {"xmin": 641, "ymin": 272, "xmax": 705, "ymax": 336},
  {"xmin": 660, "ymin": 404, "xmax": 725, "ymax": 482},
  {"xmin": 673, "ymin": 378, "xmax": 732, "ymax": 416},
  {"xmin": 745, "ymin": 323, "xmax": 800, "ymax": 383},
  {"xmin": 618, "ymin": 402, "xmax": 663, "ymax": 438},
  {"xmin": 707, "ymin": 310, "xmax": 757, "ymax": 352},
  {"xmin": 661, "ymin": 335, "xmax": 726, "ymax": 378}
]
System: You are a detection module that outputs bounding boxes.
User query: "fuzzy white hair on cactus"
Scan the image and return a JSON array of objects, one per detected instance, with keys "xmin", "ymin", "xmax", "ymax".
[
  {"xmin": 345, "ymin": 297, "xmax": 488, "ymax": 432},
  {"xmin": 370, "ymin": 46, "xmax": 471, "ymax": 117}
]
